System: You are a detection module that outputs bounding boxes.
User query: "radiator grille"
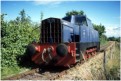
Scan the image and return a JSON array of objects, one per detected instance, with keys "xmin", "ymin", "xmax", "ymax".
[{"xmin": 41, "ymin": 18, "xmax": 62, "ymax": 43}]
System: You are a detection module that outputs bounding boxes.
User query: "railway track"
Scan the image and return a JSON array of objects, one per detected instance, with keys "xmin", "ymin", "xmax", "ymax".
[
  {"xmin": 100, "ymin": 41, "xmax": 113, "ymax": 52},
  {"xmin": 3, "ymin": 41, "xmax": 114, "ymax": 80}
]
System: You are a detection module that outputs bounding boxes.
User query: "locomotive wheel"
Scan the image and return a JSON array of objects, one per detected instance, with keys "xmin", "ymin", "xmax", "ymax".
[{"xmin": 56, "ymin": 44, "xmax": 68, "ymax": 57}]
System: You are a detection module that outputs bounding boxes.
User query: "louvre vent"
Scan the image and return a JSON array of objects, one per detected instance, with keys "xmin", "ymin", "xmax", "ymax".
[{"xmin": 41, "ymin": 18, "xmax": 62, "ymax": 43}]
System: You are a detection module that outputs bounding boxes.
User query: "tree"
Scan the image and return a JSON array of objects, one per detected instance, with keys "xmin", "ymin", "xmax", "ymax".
[
  {"xmin": 15, "ymin": 17, "xmax": 20, "ymax": 23},
  {"xmin": 66, "ymin": 10, "xmax": 85, "ymax": 16},
  {"xmin": 19, "ymin": 9, "xmax": 26, "ymax": 23},
  {"xmin": 19, "ymin": 9, "xmax": 31, "ymax": 24},
  {"xmin": 93, "ymin": 24, "xmax": 105, "ymax": 37},
  {"xmin": 108, "ymin": 37, "xmax": 120, "ymax": 42},
  {"xmin": 1, "ymin": 14, "xmax": 8, "ymax": 38},
  {"xmin": 93, "ymin": 24, "xmax": 107, "ymax": 44},
  {"xmin": 40, "ymin": 12, "xmax": 43, "ymax": 22}
]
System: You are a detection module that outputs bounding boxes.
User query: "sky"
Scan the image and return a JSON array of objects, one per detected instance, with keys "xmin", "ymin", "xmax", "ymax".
[{"xmin": 1, "ymin": 1, "xmax": 120, "ymax": 37}]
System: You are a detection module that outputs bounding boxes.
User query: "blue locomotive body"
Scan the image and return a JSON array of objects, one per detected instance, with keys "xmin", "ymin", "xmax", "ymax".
[
  {"xmin": 40, "ymin": 15, "xmax": 100, "ymax": 61},
  {"xmin": 62, "ymin": 15, "xmax": 99, "ymax": 42},
  {"xmin": 26, "ymin": 15, "xmax": 100, "ymax": 66},
  {"xmin": 62, "ymin": 15, "xmax": 100, "ymax": 53}
]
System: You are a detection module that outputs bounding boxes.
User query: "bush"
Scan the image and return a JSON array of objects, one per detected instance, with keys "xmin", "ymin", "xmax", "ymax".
[{"xmin": 1, "ymin": 10, "xmax": 40, "ymax": 78}]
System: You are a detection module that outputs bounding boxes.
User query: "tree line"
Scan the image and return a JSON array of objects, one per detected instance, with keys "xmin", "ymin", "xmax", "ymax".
[{"xmin": 108, "ymin": 37, "xmax": 120, "ymax": 42}]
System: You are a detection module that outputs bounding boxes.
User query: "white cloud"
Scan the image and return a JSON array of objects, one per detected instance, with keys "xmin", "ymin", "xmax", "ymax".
[
  {"xmin": 104, "ymin": 27, "xmax": 120, "ymax": 37},
  {"xmin": 33, "ymin": 0, "xmax": 62, "ymax": 5}
]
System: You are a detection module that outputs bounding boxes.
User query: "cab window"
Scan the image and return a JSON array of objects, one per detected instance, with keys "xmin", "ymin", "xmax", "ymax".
[
  {"xmin": 75, "ymin": 16, "xmax": 88, "ymax": 26},
  {"xmin": 62, "ymin": 16, "xmax": 71, "ymax": 22}
]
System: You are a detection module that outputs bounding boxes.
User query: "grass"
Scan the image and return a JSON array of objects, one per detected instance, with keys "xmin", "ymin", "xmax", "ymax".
[
  {"xmin": 57, "ymin": 41, "xmax": 119, "ymax": 80},
  {"xmin": 105, "ymin": 42, "xmax": 120, "ymax": 80},
  {"xmin": 100, "ymin": 36, "xmax": 108, "ymax": 46},
  {"xmin": 1, "ymin": 66, "xmax": 29, "ymax": 79}
]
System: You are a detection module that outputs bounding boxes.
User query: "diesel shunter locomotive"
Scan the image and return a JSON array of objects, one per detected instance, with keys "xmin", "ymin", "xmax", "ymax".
[{"xmin": 26, "ymin": 15, "xmax": 100, "ymax": 67}]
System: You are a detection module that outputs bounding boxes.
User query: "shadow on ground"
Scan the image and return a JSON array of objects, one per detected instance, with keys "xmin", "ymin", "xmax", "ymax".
[
  {"xmin": 16, "ymin": 49, "xmax": 68, "ymax": 72},
  {"xmin": 16, "ymin": 50, "xmax": 39, "ymax": 69}
]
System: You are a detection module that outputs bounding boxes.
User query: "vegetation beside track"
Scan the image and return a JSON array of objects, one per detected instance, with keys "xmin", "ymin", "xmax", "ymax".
[
  {"xmin": 105, "ymin": 42, "xmax": 120, "ymax": 80},
  {"xmin": 1, "ymin": 10, "xmax": 40, "ymax": 79},
  {"xmin": 57, "ymin": 42, "xmax": 120, "ymax": 80}
]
